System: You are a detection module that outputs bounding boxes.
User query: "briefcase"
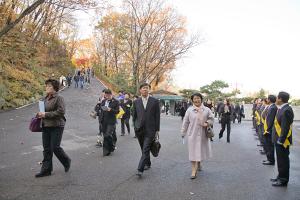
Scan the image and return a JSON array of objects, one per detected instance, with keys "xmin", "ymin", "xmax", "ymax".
[{"xmin": 150, "ymin": 133, "xmax": 161, "ymax": 157}]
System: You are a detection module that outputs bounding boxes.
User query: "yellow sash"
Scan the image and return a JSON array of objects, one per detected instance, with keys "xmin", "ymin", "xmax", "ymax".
[
  {"xmin": 274, "ymin": 117, "xmax": 292, "ymax": 148},
  {"xmin": 255, "ymin": 111, "xmax": 261, "ymax": 125},
  {"xmin": 263, "ymin": 117, "xmax": 268, "ymax": 135},
  {"xmin": 116, "ymin": 107, "xmax": 125, "ymax": 119},
  {"xmin": 262, "ymin": 106, "xmax": 269, "ymax": 135}
]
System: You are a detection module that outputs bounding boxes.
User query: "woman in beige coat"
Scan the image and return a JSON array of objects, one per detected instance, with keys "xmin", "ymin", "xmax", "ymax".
[{"xmin": 181, "ymin": 93, "xmax": 214, "ymax": 179}]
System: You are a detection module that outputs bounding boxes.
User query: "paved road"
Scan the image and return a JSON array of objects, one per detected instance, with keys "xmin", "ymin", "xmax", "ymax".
[{"xmin": 1, "ymin": 78, "xmax": 300, "ymax": 200}]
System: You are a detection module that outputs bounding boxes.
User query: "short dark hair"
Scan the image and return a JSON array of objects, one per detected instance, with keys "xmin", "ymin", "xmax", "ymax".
[
  {"xmin": 225, "ymin": 98, "xmax": 230, "ymax": 105},
  {"xmin": 139, "ymin": 83, "xmax": 151, "ymax": 89},
  {"xmin": 268, "ymin": 95, "xmax": 276, "ymax": 103},
  {"xmin": 102, "ymin": 89, "xmax": 107, "ymax": 93},
  {"xmin": 45, "ymin": 79, "xmax": 60, "ymax": 92},
  {"xmin": 278, "ymin": 91, "xmax": 290, "ymax": 103},
  {"xmin": 262, "ymin": 98, "xmax": 268, "ymax": 103},
  {"xmin": 104, "ymin": 89, "xmax": 112, "ymax": 94},
  {"xmin": 191, "ymin": 93, "xmax": 203, "ymax": 101}
]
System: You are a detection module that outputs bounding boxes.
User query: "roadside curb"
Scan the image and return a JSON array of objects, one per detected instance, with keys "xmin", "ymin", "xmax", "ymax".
[{"xmin": 15, "ymin": 86, "xmax": 68, "ymax": 111}]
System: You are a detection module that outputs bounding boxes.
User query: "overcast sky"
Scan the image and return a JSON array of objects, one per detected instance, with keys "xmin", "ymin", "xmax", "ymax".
[{"xmin": 76, "ymin": 0, "xmax": 300, "ymax": 98}]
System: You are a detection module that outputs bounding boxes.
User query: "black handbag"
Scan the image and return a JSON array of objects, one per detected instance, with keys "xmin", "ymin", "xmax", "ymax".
[
  {"xmin": 205, "ymin": 126, "xmax": 214, "ymax": 139},
  {"xmin": 150, "ymin": 133, "xmax": 161, "ymax": 157}
]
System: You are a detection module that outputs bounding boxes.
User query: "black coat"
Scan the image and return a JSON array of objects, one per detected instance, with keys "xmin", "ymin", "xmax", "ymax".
[
  {"xmin": 220, "ymin": 104, "xmax": 232, "ymax": 122},
  {"xmin": 266, "ymin": 103, "xmax": 277, "ymax": 133},
  {"xmin": 273, "ymin": 104, "xmax": 294, "ymax": 145},
  {"xmin": 132, "ymin": 96, "xmax": 160, "ymax": 137},
  {"xmin": 100, "ymin": 98, "xmax": 119, "ymax": 125},
  {"xmin": 120, "ymin": 99, "xmax": 132, "ymax": 119}
]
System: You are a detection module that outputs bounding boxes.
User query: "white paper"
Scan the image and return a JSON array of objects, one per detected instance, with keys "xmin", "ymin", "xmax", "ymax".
[{"xmin": 39, "ymin": 101, "xmax": 45, "ymax": 112}]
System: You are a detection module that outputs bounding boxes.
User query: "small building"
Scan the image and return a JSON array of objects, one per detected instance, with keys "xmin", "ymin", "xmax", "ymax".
[{"xmin": 151, "ymin": 90, "xmax": 184, "ymax": 115}]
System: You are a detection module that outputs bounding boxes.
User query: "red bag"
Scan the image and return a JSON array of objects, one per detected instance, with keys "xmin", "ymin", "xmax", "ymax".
[{"xmin": 29, "ymin": 117, "xmax": 42, "ymax": 132}]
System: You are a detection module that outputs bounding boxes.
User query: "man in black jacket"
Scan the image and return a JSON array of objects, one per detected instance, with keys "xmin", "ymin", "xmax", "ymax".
[
  {"xmin": 262, "ymin": 95, "xmax": 277, "ymax": 166},
  {"xmin": 100, "ymin": 89, "xmax": 119, "ymax": 156},
  {"xmin": 132, "ymin": 83, "xmax": 160, "ymax": 177},
  {"xmin": 120, "ymin": 93, "xmax": 132, "ymax": 136},
  {"xmin": 271, "ymin": 91, "xmax": 294, "ymax": 187}
]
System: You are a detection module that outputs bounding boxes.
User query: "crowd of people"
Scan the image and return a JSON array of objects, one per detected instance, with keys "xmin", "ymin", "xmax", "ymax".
[
  {"xmin": 33, "ymin": 77, "xmax": 294, "ymax": 187},
  {"xmin": 252, "ymin": 92, "xmax": 294, "ymax": 187}
]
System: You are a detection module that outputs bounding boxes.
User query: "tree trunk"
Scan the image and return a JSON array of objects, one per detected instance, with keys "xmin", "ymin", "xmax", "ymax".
[{"xmin": 0, "ymin": 0, "xmax": 46, "ymax": 39}]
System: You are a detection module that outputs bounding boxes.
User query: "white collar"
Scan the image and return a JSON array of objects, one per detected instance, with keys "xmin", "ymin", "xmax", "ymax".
[
  {"xmin": 142, "ymin": 95, "xmax": 149, "ymax": 100},
  {"xmin": 278, "ymin": 103, "xmax": 288, "ymax": 109}
]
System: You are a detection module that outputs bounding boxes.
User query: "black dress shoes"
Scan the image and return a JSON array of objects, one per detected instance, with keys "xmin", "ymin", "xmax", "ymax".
[
  {"xmin": 65, "ymin": 159, "xmax": 71, "ymax": 172},
  {"xmin": 262, "ymin": 161, "xmax": 275, "ymax": 165},
  {"xmin": 272, "ymin": 180, "xmax": 288, "ymax": 187},
  {"xmin": 144, "ymin": 165, "xmax": 151, "ymax": 170},
  {"xmin": 270, "ymin": 178, "xmax": 278, "ymax": 182},
  {"xmin": 35, "ymin": 171, "xmax": 51, "ymax": 178},
  {"xmin": 136, "ymin": 171, "xmax": 143, "ymax": 177}
]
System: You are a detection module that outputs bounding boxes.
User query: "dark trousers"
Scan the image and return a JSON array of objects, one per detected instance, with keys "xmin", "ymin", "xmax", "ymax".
[
  {"xmin": 136, "ymin": 129, "xmax": 153, "ymax": 172},
  {"xmin": 121, "ymin": 117, "xmax": 130, "ymax": 134},
  {"xmin": 252, "ymin": 117, "xmax": 256, "ymax": 129},
  {"xmin": 237, "ymin": 114, "xmax": 242, "ymax": 123},
  {"xmin": 275, "ymin": 144, "xmax": 290, "ymax": 183},
  {"xmin": 41, "ymin": 127, "xmax": 70, "ymax": 172},
  {"xmin": 219, "ymin": 119, "xmax": 231, "ymax": 142},
  {"xmin": 102, "ymin": 124, "xmax": 116, "ymax": 156},
  {"xmin": 98, "ymin": 118, "xmax": 103, "ymax": 136},
  {"xmin": 259, "ymin": 125, "xmax": 266, "ymax": 150},
  {"xmin": 264, "ymin": 133, "xmax": 275, "ymax": 163}
]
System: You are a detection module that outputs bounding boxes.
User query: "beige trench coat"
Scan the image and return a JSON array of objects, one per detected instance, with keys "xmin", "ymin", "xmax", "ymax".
[{"xmin": 181, "ymin": 104, "xmax": 214, "ymax": 161}]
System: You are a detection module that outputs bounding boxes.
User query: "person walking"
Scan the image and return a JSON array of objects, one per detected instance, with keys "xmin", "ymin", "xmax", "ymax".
[
  {"xmin": 219, "ymin": 99, "xmax": 232, "ymax": 143},
  {"xmin": 35, "ymin": 79, "xmax": 71, "ymax": 177},
  {"xmin": 181, "ymin": 93, "xmax": 214, "ymax": 179},
  {"xmin": 99, "ymin": 89, "xmax": 119, "ymax": 156},
  {"xmin": 132, "ymin": 83, "xmax": 160, "ymax": 177},
  {"xmin": 120, "ymin": 93, "xmax": 132, "ymax": 136}
]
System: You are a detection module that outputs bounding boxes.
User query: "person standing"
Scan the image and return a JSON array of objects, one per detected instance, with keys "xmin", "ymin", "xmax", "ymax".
[
  {"xmin": 219, "ymin": 99, "xmax": 232, "ymax": 143},
  {"xmin": 132, "ymin": 83, "xmax": 160, "ymax": 177},
  {"xmin": 271, "ymin": 92, "xmax": 294, "ymax": 187},
  {"xmin": 74, "ymin": 74, "xmax": 79, "ymax": 88},
  {"xmin": 35, "ymin": 79, "xmax": 71, "ymax": 177},
  {"xmin": 79, "ymin": 73, "xmax": 85, "ymax": 89},
  {"xmin": 66, "ymin": 74, "xmax": 72, "ymax": 87},
  {"xmin": 239, "ymin": 102, "xmax": 245, "ymax": 123},
  {"xmin": 233, "ymin": 103, "xmax": 241, "ymax": 123},
  {"xmin": 181, "ymin": 93, "xmax": 214, "ymax": 179},
  {"xmin": 165, "ymin": 103, "xmax": 170, "ymax": 115},
  {"xmin": 120, "ymin": 93, "xmax": 132, "ymax": 136},
  {"xmin": 262, "ymin": 95, "xmax": 277, "ymax": 166},
  {"xmin": 100, "ymin": 89, "xmax": 120, "ymax": 156}
]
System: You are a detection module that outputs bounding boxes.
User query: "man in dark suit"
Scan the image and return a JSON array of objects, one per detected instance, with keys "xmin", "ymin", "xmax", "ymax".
[
  {"xmin": 99, "ymin": 89, "xmax": 119, "ymax": 156},
  {"xmin": 120, "ymin": 93, "xmax": 132, "ymax": 136},
  {"xmin": 132, "ymin": 83, "xmax": 160, "ymax": 177},
  {"xmin": 271, "ymin": 91, "xmax": 294, "ymax": 187},
  {"xmin": 262, "ymin": 95, "xmax": 277, "ymax": 166}
]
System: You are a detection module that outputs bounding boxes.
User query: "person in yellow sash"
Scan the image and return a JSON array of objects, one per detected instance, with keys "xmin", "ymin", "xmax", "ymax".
[
  {"xmin": 271, "ymin": 91, "xmax": 294, "ymax": 187},
  {"xmin": 254, "ymin": 99, "xmax": 262, "ymax": 145},
  {"xmin": 262, "ymin": 95, "xmax": 277, "ymax": 166},
  {"xmin": 120, "ymin": 93, "xmax": 133, "ymax": 136},
  {"xmin": 258, "ymin": 99, "xmax": 267, "ymax": 155}
]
